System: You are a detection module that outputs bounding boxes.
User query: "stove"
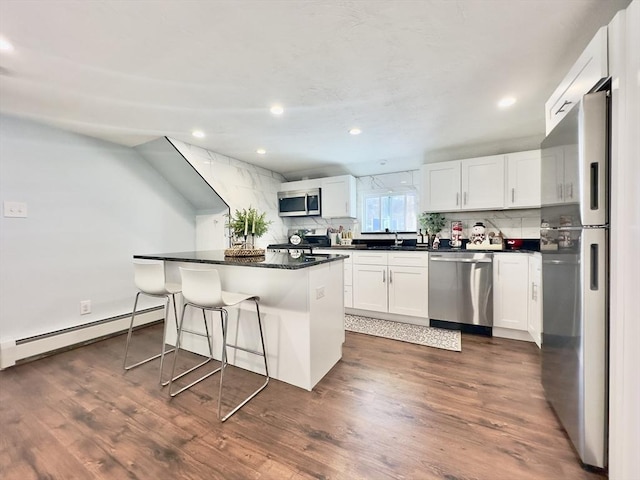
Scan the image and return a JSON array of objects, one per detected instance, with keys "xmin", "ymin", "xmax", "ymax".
[
  {"xmin": 267, "ymin": 243, "xmax": 314, "ymax": 254},
  {"xmin": 267, "ymin": 234, "xmax": 331, "ymax": 253}
]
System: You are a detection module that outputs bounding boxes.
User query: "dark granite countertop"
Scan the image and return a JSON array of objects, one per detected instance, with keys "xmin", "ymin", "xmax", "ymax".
[
  {"xmin": 319, "ymin": 238, "xmax": 540, "ymax": 254},
  {"xmin": 134, "ymin": 250, "xmax": 348, "ymax": 270}
]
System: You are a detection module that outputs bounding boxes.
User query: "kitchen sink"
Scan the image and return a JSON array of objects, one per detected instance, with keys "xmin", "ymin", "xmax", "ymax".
[{"xmin": 365, "ymin": 245, "xmax": 418, "ymax": 250}]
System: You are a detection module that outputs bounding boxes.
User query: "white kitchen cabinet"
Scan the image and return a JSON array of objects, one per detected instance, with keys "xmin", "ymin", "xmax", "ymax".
[
  {"xmin": 279, "ymin": 178, "xmax": 321, "ymax": 192},
  {"xmin": 352, "ymin": 251, "xmax": 428, "ymax": 318},
  {"xmin": 353, "ymin": 263, "xmax": 388, "ymax": 312},
  {"xmin": 505, "ymin": 150, "xmax": 541, "ymax": 208},
  {"xmin": 420, "ymin": 155, "xmax": 505, "ymax": 212},
  {"xmin": 493, "ymin": 254, "xmax": 529, "ymax": 332},
  {"xmin": 540, "ymin": 144, "xmax": 579, "ymax": 205},
  {"xmin": 315, "ymin": 248, "xmax": 353, "ymax": 308},
  {"xmin": 527, "ymin": 254, "xmax": 542, "ymax": 348},
  {"xmin": 461, "ymin": 155, "xmax": 505, "ymax": 210},
  {"xmin": 321, "ymin": 175, "xmax": 357, "ymax": 218},
  {"xmin": 545, "ymin": 26, "xmax": 608, "ymax": 135},
  {"xmin": 420, "ymin": 160, "xmax": 462, "ymax": 212}
]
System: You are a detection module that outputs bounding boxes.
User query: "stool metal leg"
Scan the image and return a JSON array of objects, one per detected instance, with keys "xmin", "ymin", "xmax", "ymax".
[
  {"xmin": 168, "ymin": 304, "xmax": 221, "ymax": 397},
  {"xmin": 218, "ymin": 299, "xmax": 270, "ymax": 422},
  {"xmin": 124, "ymin": 292, "xmax": 176, "ymax": 372}
]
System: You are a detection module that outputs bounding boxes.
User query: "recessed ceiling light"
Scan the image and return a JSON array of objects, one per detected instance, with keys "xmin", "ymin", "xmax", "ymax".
[
  {"xmin": 192, "ymin": 130, "xmax": 205, "ymax": 138},
  {"xmin": 498, "ymin": 96, "xmax": 517, "ymax": 108},
  {"xmin": 256, "ymin": 148, "xmax": 266, "ymax": 155},
  {"xmin": 270, "ymin": 105, "xmax": 284, "ymax": 115},
  {"xmin": 349, "ymin": 128, "xmax": 362, "ymax": 135},
  {"xmin": 0, "ymin": 37, "xmax": 15, "ymax": 52}
]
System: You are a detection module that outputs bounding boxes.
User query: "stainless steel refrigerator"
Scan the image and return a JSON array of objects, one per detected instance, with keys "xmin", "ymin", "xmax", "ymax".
[{"xmin": 540, "ymin": 88, "xmax": 609, "ymax": 469}]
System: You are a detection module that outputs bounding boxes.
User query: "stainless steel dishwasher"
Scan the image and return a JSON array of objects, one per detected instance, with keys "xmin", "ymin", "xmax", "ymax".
[{"xmin": 428, "ymin": 252, "xmax": 493, "ymax": 332}]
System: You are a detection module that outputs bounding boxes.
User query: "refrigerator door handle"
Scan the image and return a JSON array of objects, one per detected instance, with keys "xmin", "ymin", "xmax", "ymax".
[
  {"xmin": 580, "ymin": 91, "xmax": 608, "ymax": 226},
  {"xmin": 580, "ymin": 227, "xmax": 607, "ymax": 467}
]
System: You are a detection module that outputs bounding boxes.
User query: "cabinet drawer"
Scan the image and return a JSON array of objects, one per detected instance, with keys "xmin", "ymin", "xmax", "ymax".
[
  {"xmin": 388, "ymin": 252, "xmax": 429, "ymax": 267},
  {"xmin": 353, "ymin": 251, "xmax": 387, "ymax": 265}
]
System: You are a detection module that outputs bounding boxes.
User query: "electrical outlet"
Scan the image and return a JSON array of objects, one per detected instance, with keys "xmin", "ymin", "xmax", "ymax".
[
  {"xmin": 80, "ymin": 300, "xmax": 91, "ymax": 315},
  {"xmin": 316, "ymin": 286, "xmax": 325, "ymax": 299},
  {"xmin": 3, "ymin": 201, "xmax": 28, "ymax": 218}
]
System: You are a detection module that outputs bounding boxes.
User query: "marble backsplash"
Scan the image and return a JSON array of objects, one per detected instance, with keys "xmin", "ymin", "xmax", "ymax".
[
  {"xmin": 169, "ymin": 139, "xmax": 288, "ymax": 248},
  {"xmin": 438, "ymin": 209, "xmax": 541, "ymax": 240}
]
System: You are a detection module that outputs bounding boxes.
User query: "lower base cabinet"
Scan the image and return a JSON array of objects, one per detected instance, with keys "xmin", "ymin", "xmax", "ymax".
[
  {"xmin": 527, "ymin": 254, "xmax": 542, "ymax": 347},
  {"xmin": 352, "ymin": 251, "xmax": 428, "ymax": 318},
  {"xmin": 314, "ymin": 249, "xmax": 353, "ymax": 307},
  {"xmin": 493, "ymin": 253, "xmax": 542, "ymax": 347}
]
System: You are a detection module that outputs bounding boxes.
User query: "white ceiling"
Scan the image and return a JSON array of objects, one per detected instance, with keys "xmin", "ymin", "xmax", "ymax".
[{"xmin": 0, "ymin": 0, "xmax": 628, "ymax": 180}]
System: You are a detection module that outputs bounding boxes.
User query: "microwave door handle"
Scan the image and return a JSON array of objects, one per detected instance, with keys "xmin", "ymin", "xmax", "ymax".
[{"xmin": 304, "ymin": 194, "xmax": 309, "ymax": 214}]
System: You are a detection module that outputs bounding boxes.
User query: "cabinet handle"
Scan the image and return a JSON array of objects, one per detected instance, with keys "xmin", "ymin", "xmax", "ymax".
[
  {"xmin": 456, "ymin": 193, "xmax": 459, "ymax": 206},
  {"xmin": 567, "ymin": 183, "xmax": 573, "ymax": 199},
  {"xmin": 511, "ymin": 188, "xmax": 515, "ymax": 203},
  {"xmin": 464, "ymin": 192, "xmax": 467, "ymax": 205},
  {"xmin": 345, "ymin": 202, "xmax": 348, "ymax": 214},
  {"xmin": 382, "ymin": 270, "xmax": 386, "ymax": 283},
  {"xmin": 555, "ymin": 100, "xmax": 572, "ymax": 115},
  {"xmin": 558, "ymin": 184, "xmax": 563, "ymax": 200},
  {"xmin": 389, "ymin": 270, "xmax": 393, "ymax": 283},
  {"xmin": 531, "ymin": 282, "xmax": 535, "ymax": 301}
]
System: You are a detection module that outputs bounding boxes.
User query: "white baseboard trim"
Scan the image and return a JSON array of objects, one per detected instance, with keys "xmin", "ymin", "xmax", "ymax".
[
  {"xmin": 492, "ymin": 327, "xmax": 535, "ymax": 343},
  {"xmin": 345, "ymin": 307, "xmax": 430, "ymax": 327},
  {"xmin": 0, "ymin": 308, "xmax": 164, "ymax": 369}
]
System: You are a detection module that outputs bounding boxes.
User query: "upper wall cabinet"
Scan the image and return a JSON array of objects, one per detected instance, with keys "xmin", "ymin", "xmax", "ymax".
[
  {"xmin": 280, "ymin": 175, "xmax": 356, "ymax": 218},
  {"xmin": 279, "ymin": 178, "xmax": 321, "ymax": 192},
  {"xmin": 545, "ymin": 26, "xmax": 608, "ymax": 135},
  {"xmin": 505, "ymin": 150, "xmax": 541, "ymax": 208},
  {"xmin": 420, "ymin": 155, "xmax": 505, "ymax": 212},
  {"xmin": 321, "ymin": 175, "xmax": 357, "ymax": 218},
  {"xmin": 420, "ymin": 160, "xmax": 462, "ymax": 212}
]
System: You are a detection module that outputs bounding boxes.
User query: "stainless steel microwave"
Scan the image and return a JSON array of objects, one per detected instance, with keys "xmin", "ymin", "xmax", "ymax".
[{"xmin": 277, "ymin": 188, "xmax": 321, "ymax": 217}]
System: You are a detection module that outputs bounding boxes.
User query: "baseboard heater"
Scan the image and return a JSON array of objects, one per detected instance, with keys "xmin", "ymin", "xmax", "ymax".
[{"xmin": 0, "ymin": 307, "xmax": 164, "ymax": 369}]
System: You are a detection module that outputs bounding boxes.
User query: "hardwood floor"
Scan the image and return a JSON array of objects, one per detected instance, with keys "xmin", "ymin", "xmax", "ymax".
[{"xmin": 0, "ymin": 325, "xmax": 606, "ymax": 480}]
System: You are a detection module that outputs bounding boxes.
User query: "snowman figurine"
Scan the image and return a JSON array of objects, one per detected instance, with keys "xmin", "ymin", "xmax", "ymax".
[{"xmin": 470, "ymin": 222, "xmax": 487, "ymax": 245}]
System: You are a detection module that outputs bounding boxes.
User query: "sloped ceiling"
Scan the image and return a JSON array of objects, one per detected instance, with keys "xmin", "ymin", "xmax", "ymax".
[{"xmin": 0, "ymin": 0, "xmax": 629, "ymax": 179}]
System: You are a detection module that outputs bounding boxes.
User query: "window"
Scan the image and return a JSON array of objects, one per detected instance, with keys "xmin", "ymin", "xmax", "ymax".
[{"xmin": 363, "ymin": 192, "xmax": 418, "ymax": 232}]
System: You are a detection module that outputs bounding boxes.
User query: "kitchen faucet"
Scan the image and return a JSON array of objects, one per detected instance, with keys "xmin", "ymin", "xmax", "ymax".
[{"xmin": 394, "ymin": 231, "xmax": 402, "ymax": 246}]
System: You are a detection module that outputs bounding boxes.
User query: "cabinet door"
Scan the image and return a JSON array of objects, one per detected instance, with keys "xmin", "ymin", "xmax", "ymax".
[
  {"xmin": 388, "ymin": 266, "xmax": 428, "ymax": 317},
  {"xmin": 461, "ymin": 155, "xmax": 505, "ymax": 210},
  {"xmin": 527, "ymin": 255, "xmax": 542, "ymax": 348},
  {"xmin": 493, "ymin": 254, "xmax": 529, "ymax": 331},
  {"xmin": 506, "ymin": 150, "xmax": 541, "ymax": 208},
  {"xmin": 541, "ymin": 146, "xmax": 564, "ymax": 206},
  {"xmin": 545, "ymin": 26, "xmax": 608, "ymax": 135},
  {"xmin": 353, "ymin": 264, "xmax": 388, "ymax": 312},
  {"xmin": 420, "ymin": 161, "xmax": 461, "ymax": 212},
  {"xmin": 321, "ymin": 175, "xmax": 356, "ymax": 218}
]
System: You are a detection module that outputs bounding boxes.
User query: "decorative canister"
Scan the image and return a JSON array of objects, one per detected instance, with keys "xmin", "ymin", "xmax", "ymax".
[
  {"xmin": 450, "ymin": 221, "xmax": 463, "ymax": 248},
  {"xmin": 470, "ymin": 222, "xmax": 486, "ymax": 245}
]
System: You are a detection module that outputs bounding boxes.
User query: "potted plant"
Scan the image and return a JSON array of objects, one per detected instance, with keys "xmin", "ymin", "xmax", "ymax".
[
  {"xmin": 419, "ymin": 212, "xmax": 446, "ymax": 246},
  {"xmin": 226, "ymin": 206, "xmax": 272, "ymax": 249}
]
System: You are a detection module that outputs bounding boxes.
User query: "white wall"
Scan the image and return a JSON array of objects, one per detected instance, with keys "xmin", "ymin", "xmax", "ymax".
[
  {"xmin": 608, "ymin": 1, "xmax": 640, "ymax": 478},
  {"xmin": 169, "ymin": 140, "xmax": 288, "ymax": 247},
  {"xmin": 0, "ymin": 115, "xmax": 196, "ymax": 345}
]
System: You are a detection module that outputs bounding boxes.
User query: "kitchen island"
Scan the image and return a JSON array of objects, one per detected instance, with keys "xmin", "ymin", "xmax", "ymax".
[{"xmin": 133, "ymin": 250, "xmax": 347, "ymax": 391}]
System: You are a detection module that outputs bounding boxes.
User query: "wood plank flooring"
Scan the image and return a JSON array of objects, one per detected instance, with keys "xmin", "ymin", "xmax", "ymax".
[{"xmin": 0, "ymin": 325, "xmax": 606, "ymax": 480}]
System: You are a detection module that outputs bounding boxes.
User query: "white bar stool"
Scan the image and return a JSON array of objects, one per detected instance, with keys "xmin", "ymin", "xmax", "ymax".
[
  {"xmin": 170, "ymin": 267, "xmax": 269, "ymax": 422},
  {"xmin": 123, "ymin": 262, "xmax": 181, "ymax": 385}
]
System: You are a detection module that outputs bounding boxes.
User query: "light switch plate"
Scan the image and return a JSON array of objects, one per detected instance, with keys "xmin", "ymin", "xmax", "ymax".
[{"xmin": 3, "ymin": 201, "xmax": 28, "ymax": 218}]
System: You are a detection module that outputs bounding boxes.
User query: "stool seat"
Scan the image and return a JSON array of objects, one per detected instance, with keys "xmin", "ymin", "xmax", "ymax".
[
  {"xmin": 169, "ymin": 267, "xmax": 269, "ymax": 422},
  {"xmin": 123, "ymin": 262, "xmax": 181, "ymax": 385}
]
